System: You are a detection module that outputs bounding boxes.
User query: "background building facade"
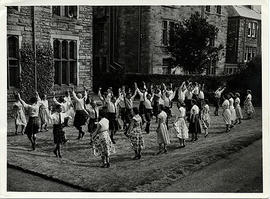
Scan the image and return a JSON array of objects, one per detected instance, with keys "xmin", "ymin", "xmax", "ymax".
[
  {"xmin": 93, "ymin": 6, "xmax": 229, "ymax": 76},
  {"xmin": 7, "ymin": 6, "xmax": 93, "ymax": 116},
  {"xmin": 225, "ymin": 5, "xmax": 261, "ymax": 74}
]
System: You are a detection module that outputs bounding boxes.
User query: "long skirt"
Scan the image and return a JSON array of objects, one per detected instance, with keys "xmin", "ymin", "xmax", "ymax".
[
  {"xmin": 125, "ymin": 109, "xmax": 133, "ymax": 124},
  {"xmin": 128, "ymin": 127, "xmax": 144, "ymax": 150},
  {"xmin": 39, "ymin": 107, "xmax": 50, "ymax": 124},
  {"xmin": 74, "ymin": 110, "xmax": 88, "ymax": 128},
  {"xmin": 157, "ymin": 123, "xmax": 170, "ymax": 145},
  {"xmin": 88, "ymin": 118, "xmax": 97, "ymax": 133},
  {"xmin": 189, "ymin": 115, "xmax": 201, "ymax": 134},
  {"xmin": 153, "ymin": 101, "xmax": 159, "ymax": 117},
  {"xmin": 230, "ymin": 106, "xmax": 236, "ymax": 121},
  {"xmin": 235, "ymin": 105, "xmax": 243, "ymax": 119},
  {"xmin": 53, "ymin": 124, "xmax": 65, "ymax": 144},
  {"xmin": 15, "ymin": 110, "xmax": 27, "ymax": 126},
  {"xmin": 244, "ymin": 101, "xmax": 255, "ymax": 115},
  {"xmin": 222, "ymin": 109, "xmax": 231, "ymax": 125},
  {"xmin": 171, "ymin": 118, "xmax": 189, "ymax": 139},
  {"xmin": 201, "ymin": 113, "xmax": 210, "ymax": 130},
  {"xmin": 92, "ymin": 131, "xmax": 115, "ymax": 157},
  {"xmin": 107, "ymin": 112, "xmax": 118, "ymax": 131},
  {"xmin": 139, "ymin": 101, "xmax": 145, "ymax": 115},
  {"xmin": 214, "ymin": 97, "xmax": 220, "ymax": 109},
  {"xmin": 25, "ymin": 117, "xmax": 39, "ymax": 137}
]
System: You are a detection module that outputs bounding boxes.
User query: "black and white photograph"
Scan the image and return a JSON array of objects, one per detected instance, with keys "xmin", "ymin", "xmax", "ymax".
[{"xmin": 1, "ymin": 1, "xmax": 269, "ymax": 198}]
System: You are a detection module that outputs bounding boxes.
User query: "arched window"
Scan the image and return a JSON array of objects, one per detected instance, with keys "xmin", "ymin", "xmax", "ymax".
[{"xmin": 7, "ymin": 36, "xmax": 19, "ymax": 88}]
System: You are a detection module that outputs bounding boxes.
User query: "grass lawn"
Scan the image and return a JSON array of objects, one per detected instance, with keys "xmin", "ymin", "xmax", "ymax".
[{"xmin": 7, "ymin": 104, "xmax": 262, "ymax": 192}]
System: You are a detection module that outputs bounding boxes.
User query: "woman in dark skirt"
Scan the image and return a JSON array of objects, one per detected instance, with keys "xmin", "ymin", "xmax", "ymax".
[
  {"xmin": 50, "ymin": 105, "xmax": 70, "ymax": 158},
  {"xmin": 18, "ymin": 92, "xmax": 41, "ymax": 150},
  {"xmin": 72, "ymin": 87, "xmax": 89, "ymax": 139}
]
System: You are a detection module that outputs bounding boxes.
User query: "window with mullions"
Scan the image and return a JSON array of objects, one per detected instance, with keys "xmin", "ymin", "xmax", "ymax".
[
  {"xmin": 7, "ymin": 36, "xmax": 19, "ymax": 88},
  {"xmin": 52, "ymin": 6, "xmax": 78, "ymax": 19},
  {"xmin": 162, "ymin": 21, "xmax": 168, "ymax": 46},
  {"xmin": 216, "ymin": 6, "xmax": 221, "ymax": 14},
  {"xmin": 205, "ymin": 6, "xmax": 210, "ymax": 12},
  {"xmin": 53, "ymin": 39, "xmax": 77, "ymax": 85}
]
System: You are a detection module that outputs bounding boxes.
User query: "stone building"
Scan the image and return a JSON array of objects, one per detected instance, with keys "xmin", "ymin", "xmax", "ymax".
[
  {"xmin": 93, "ymin": 6, "xmax": 229, "ymax": 76},
  {"xmin": 7, "ymin": 6, "xmax": 93, "ymax": 116},
  {"xmin": 225, "ymin": 5, "xmax": 261, "ymax": 74}
]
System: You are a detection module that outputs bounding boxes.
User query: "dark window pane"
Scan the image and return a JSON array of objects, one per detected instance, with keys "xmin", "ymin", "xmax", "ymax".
[
  {"xmin": 52, "ymin": 6, "xmax": 60, "ymax": 16},
  {"xmin": 9, "ymin": 66, "xmax": 19, "ymax": 87},
  {"xmin": 217, "ymin": 6, "xmax": 221, "ymax": 14},
  {"xmin": 54, "ymin": 61, "xmax": 61, "ymax": 85},
  {"xmin": 169, "ymin": 22, "xmax": 175, "ymax": 46},
  {"xmin": 62, "ymin": 61, "xmax": 68, "ymax": 84},
  {"xmin": 53, "ymin": 39, "xmax": 60, "ymax": 58},
  {"xmin": 69, "ymin": 6, "xmax": 77, "ymax": 18},
  {"xmin": 62, "ymin": 40, "xmax": 68, "ymax": 59},
  {"xmin": 70, "ymin": 61, "xmax": 77, "ymax": 84},
  {"xmin": 8, "ymin": 36, "xmax": 18, "ymax": 58},
  {"xmin": 69, "ymin": 41, "xmax": 76, "ymax": 59},
  {"xmin": 64, "ymin": 6, "xmax": 69, "ymax": 17},
  {"xmin": 206, "ymin": 6, "xmax": 210, "ymax": 12},
  {"xmin": 101, "ymin": 57, "xmax": 107, "ymax": 72}
]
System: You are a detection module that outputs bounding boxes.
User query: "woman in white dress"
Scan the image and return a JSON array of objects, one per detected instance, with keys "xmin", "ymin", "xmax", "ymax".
[
  {"xmin": 201, "ymin": 99, "xmax": 211, "ymax": 137},
  {"xmin": 222, "ymin": 95, "xmax": 232, "ymax": 133},
  {"xmin": 156, "ymin": 105, "xmax": 170, "ymax": 154},
  {"xmin": 171, "ymin": 104, "xmax": 188, "ymax": 148},
  {"xmin": 13, "ymin": 93, "xmax": 27, "ymax": 135},
  {"xmin": 229, "ymin": 93, "xmax": 236, "ymax": 127},
  {"xmin": 244, "ymin": 90, "xmax": 255, "ymax": 119},
  {"xmin": 38, "ymin": 93, "xmax": 50, "ymax": 132},
  {"xmin": 91, "ymin": 109, "xmax": 115, "ymax": 168},
  {"xmin": 234, "ymin": 92, "xmax": 243, "ymax": 124}
]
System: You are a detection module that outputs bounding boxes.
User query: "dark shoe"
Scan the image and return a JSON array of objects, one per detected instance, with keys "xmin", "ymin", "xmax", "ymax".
[
  {"xmin": 106, "ymin": 163, "xmax": 111, "ymax": 168},
  {"xmin": 194, "ymin": 138, "xmax": 198, "ymax": 141},
  {"xmin": 137, "ymin": 154, "xmax": 141, "ymax": 159},
  {"xmin": 58, "ymin": 154, "xmax": 62, "ymax": 158},
  {"xmin": 63, "ymin": 139, "xmax": 69, "ymax": 144},
  {"xmin": 156, "ymin": 150, "xmax": 163, "ymax": 155},
  {"xmin": 32, "ymin": 143, "xmax": 36, "ymax": 150},
  {"xmin": 53, "ymin": 149, "xmax": 58, "ymax": 157},
  {"xmin": 163, "ymin": 149, "xmax": 168, "ymax": 153},
  {"xmin": 100, "ymin": 163, "xmax": 107, "ymax": 168},
  {"xmin": 204, "ymin": 133, "xmax": 208, "ymax": 138}
]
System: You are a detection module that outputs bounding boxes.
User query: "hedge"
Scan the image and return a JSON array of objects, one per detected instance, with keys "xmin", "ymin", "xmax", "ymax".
[{"xmin": 93, "ymin": 61, "xmax": 261, "ymax": 107}]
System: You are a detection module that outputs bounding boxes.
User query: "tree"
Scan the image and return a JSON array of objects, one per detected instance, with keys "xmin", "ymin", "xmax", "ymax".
[{"xmin": 167, "ymin": 12, "xmax": 223, "ymax": 73}]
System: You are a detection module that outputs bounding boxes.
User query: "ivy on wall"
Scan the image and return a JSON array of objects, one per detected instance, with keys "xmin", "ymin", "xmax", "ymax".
[{"xmin": 20, "ymin": 43, "xmax": 54, "ymax": 101}]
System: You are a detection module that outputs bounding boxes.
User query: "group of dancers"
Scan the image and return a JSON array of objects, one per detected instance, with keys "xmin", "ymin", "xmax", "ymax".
[{"xmin": 12, "ymin": 81, "xmax": 255, "ymax": 168}]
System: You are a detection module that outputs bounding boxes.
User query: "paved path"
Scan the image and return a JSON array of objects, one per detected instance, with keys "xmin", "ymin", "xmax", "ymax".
[{"xmin": 163, "ymin": 139, "xmax": 262, "ymax": 192}]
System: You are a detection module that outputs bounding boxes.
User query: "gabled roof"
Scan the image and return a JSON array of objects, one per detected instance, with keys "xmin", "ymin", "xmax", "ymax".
[{"xmin": 228, "ymin": 5, "xmax": 261, "ymax": 20}]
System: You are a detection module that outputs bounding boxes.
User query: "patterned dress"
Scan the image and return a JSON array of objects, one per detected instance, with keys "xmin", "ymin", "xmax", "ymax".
[
  {"xmin": 201, "ymin": 104, "xmax": 211, "ymax": 130},
  {"xmin": 13, "ymin": 101, "xmax": 27, "ymax": 126},
  {"xmin": 92, "ymin": 118, "xmax": 115, "ymax": 157},
  {"xmin": 244, "ymin": 94, "xmax": 255, "ymax": 115},
  {"xmin": 157, "ymin": 111, "xmax": 170, "ymax": 145},
  {"xmin": 127, "ymin": 115, "xmax": 144, "ymax": 150}
]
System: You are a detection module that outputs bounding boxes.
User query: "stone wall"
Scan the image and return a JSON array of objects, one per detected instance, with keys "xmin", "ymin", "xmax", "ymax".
[
  {"xmin": 148, "ymin": 6, "xmax": 228, "ymax": 75},
  {"xmin": 7, "ymin": 6, "xmax": 93, "ymax": 118}
]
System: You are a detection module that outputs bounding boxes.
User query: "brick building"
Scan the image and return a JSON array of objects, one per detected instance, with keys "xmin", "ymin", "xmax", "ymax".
[
  {"xmin": 225, "ymin": 5, "xmax": 261, "ymax": 74},
  {"xmin": 93, "ymin": 6, "xmax": 229, "ymax": 77},
  {"xmin": 7, "ymin": 6, "xmax": 93, "ymax": 116}
]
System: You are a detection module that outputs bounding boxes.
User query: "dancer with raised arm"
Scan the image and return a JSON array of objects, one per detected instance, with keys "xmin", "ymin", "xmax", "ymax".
[
  {"xmin": 17, "ymin": 91, "xmax": 41, "ymax": 150},
  {"xmin": 214, "ymin": 86, "xmax": 226, "ymax": 116},
  {"xmin": 13, "ymin": 93, "xmax": 27, "ymax": 135},
  {"xmin": 72, "ymin": 86, "xmax": 89, "ymax": 139}
]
